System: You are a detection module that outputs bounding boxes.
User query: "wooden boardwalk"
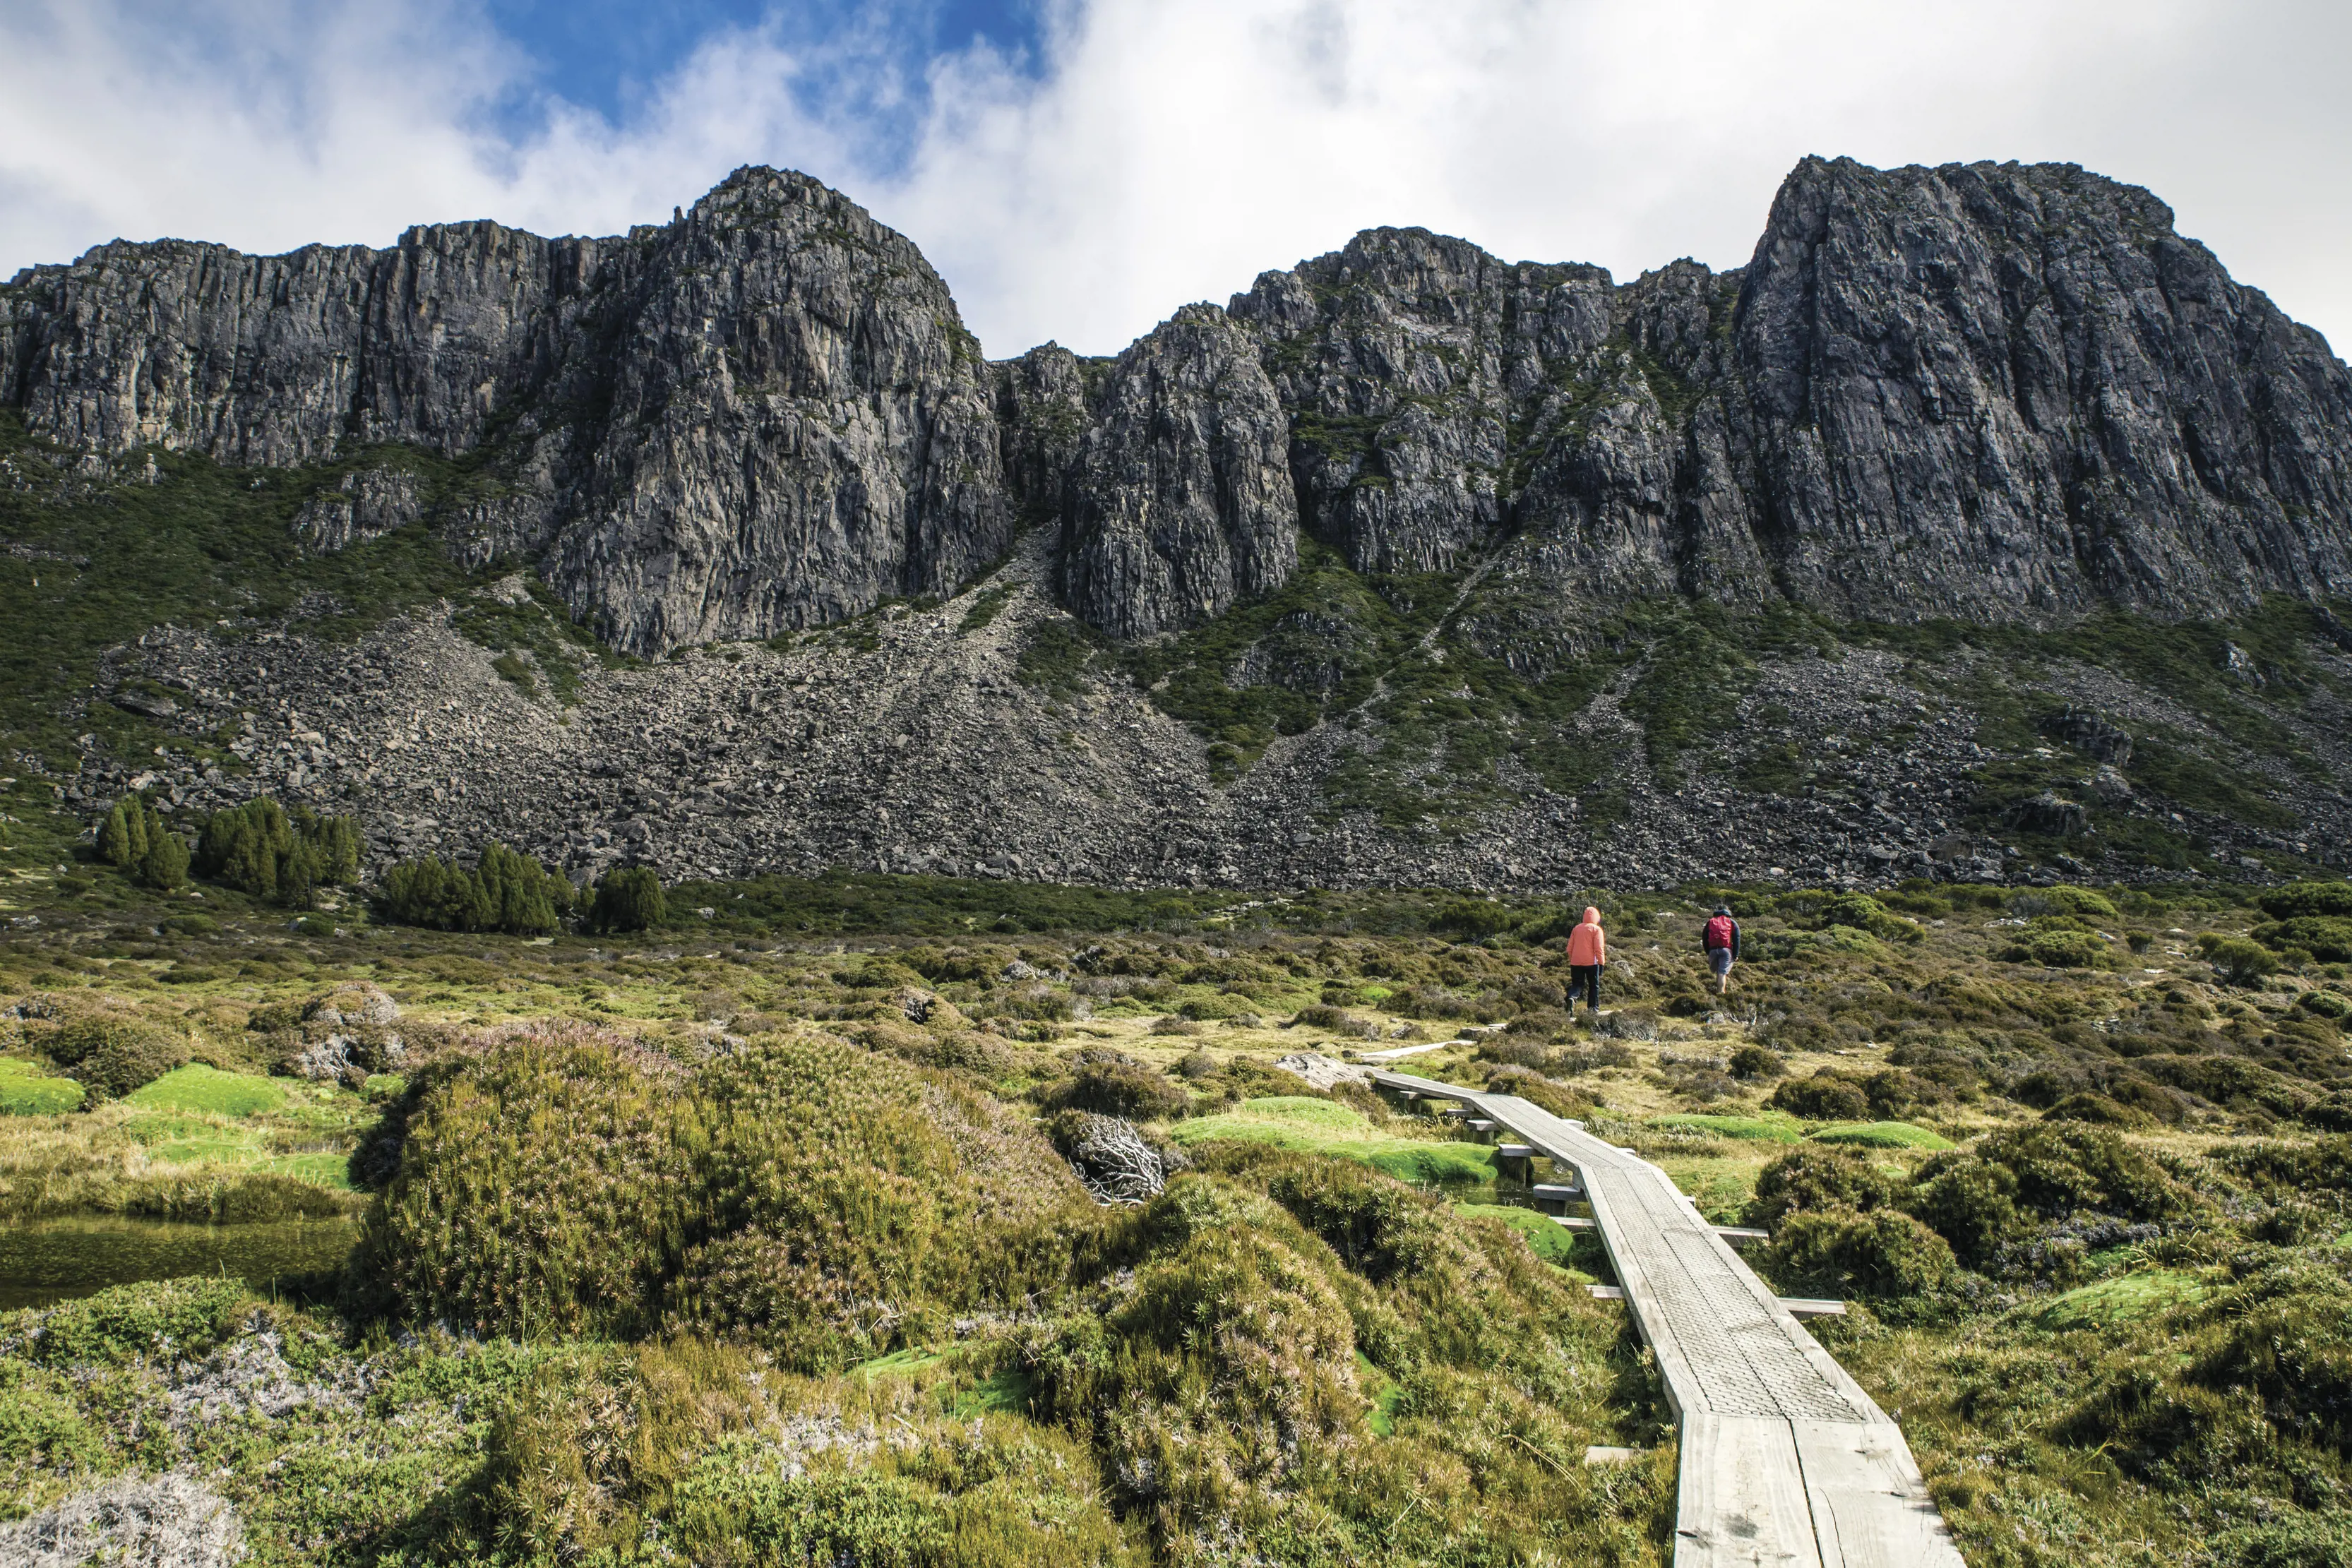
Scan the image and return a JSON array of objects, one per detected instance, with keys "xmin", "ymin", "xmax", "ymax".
[{"xmin": 1371, "ymin": 1070, "xmax": 1967, "ymax": 1568}]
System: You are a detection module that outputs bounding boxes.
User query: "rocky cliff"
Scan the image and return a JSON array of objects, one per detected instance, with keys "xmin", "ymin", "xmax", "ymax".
[
  {"xmin": 6, "ymin": 155, "xmax": 2352, "ymax": 892},
  {"xmin": 1, "ymin": 167, "xmax": 1008, "ymax": 655},
  {"xmin": 11, "ymin": 156, "xmax": 2351, "ymax": 652}
]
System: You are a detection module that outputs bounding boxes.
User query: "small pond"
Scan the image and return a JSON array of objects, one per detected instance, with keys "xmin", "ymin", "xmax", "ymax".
[{"xmin": 0, "ymin": 1216, "xmax": 359, "ymax": 1312}]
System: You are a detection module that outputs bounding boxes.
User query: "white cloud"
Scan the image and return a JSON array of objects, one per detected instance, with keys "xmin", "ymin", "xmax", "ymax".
[{"xmin": 2, "ymin": 0, "xmax": 2348, "ymax": 361}]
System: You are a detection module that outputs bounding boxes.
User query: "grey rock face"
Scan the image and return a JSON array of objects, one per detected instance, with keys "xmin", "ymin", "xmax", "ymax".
[
  {"xmin": 1, "ymin": 167, "xmax": 1006, "ymax": 655},
  {"xmin": 995, "ymin": 342, "xmax": 1095, "ymax": 529},
  {"xmin": 1728, "ymin": 157, "xmax": 2352, "ymax": 621},
  {"xmin": 1059, "ymin": 304, "xmax": 1297, "ymax": 638},
  {"xmin": 551, "ymin": 171, "xmax": 1008, "ymax": 652},
  {"xmin": 292, "ymin": 466, "xmax": 426, "ymax": 552},
  {"xmin": 1222, "ymin": 158, "xmax": 2352, "ymax": 627},
  {"xmin": 7, "ymin": 152, "xmax": 2352, "ymax": 656}
]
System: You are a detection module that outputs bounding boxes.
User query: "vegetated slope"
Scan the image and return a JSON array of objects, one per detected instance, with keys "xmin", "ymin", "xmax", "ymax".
[
  {"xmin": 6, "ymin": 871, "xmax": 2352, "ymax": 1564},
  {"xmin": 5, "ymin": 157, "xmax": 2352, "ymax": 890}
]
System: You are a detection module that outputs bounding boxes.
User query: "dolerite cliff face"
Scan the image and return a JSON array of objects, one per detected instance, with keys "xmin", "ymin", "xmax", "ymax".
[
  {"xmin": 1731, "ymin": 160, "xmax": 2352, "ymax": 618},
  {"xmin": 0, "ymin": 167, "xmax": 1008, "ymax": 654},
  {"xmin": 1058, "ymin": 304, "xmax": 1298, "ymax": 637},
  {"xmin": 10, "ymin": 156, "xmax": 2351, "ymax": 647},
  {"xmin": 1179, "ymin": 157, "xmax": 2352, "ymax": 633},
  {"xmin": 9, "ymin": 155, "xmax": 2352, "ymax": 892}
]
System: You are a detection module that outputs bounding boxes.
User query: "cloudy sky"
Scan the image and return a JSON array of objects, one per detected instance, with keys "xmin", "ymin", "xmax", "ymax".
[{"xmin": 2, "ymin": 1, "xmax": 2347, "ymax": 358}]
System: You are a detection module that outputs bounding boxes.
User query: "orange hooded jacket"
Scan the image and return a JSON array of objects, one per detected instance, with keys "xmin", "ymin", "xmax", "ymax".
[{"xmin": 1565, "ymin": 907, "xmax": 1606, "ymax": 966}]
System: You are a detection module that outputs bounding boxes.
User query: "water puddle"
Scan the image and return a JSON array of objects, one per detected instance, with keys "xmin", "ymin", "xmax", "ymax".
[{"xmin": 0, "ymin": 1216, "xmax": 359, "ymax": 1312}]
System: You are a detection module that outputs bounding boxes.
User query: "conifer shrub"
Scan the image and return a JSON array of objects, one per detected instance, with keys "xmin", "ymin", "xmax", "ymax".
[
  {"xmin": 587, "ymin": 866, "xmax": 666, "ymax": 933},
  {"xmin": 1729, "ymin": 1044, "xmax": 1786, "ymax": 1080},
  {"xmin": 374, "ymin": 842, "xmax": 573, "ymax": 935},
  {"xmin": 95, "ymin": 794, "xmax": 191, "ymax": 889},
  {"xmin": 40, "ymin": 1013, "xmax": 190, "ymax": 1103},
  {"xmin": 357, "ymin": 1025, "xmax": 1090, "ymax": 1367},
  {"xmin": 192, "ymin": 797, "xmax": 361, "ymax": 907},
  {"xmin": 1768, "ymin": 1072, "xmax": 1871, "ymax": 1120}
]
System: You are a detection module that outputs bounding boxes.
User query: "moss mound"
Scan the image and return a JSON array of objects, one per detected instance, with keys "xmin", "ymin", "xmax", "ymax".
[
  {"xmin": 357, "ymin": 1024, "xmax": 1091, "ymax": 1368},
  {"xmin": 0, "ymin": 1058, "xmax": 84, "ymax": 1114},
  {"xmin": 1652, "ymin": 1113, "xmax": 1803, "ymax": 1143},
  {"xmin": 1022, "ymin": 1146, "xmax": 1671, "ymax": 1560},
  {"xmin": 123, "ymin": 1064, "xmax": 287, "ymax": 1117}
]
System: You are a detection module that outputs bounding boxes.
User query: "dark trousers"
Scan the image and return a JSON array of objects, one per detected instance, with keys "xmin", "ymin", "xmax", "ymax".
[{"xmin": 1570, "ymin": 964, "xmax": 1601, "ymax": 1011}]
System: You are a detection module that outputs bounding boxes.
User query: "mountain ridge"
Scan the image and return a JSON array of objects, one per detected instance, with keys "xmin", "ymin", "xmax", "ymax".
[{"xmin": 2, "ymin": 156, "xmax": 2349, "ymax": 893}]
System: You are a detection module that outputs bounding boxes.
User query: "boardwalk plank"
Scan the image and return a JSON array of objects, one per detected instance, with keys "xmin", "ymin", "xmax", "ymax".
[
  {"xmin": 1792, "ymin": 1421, "xmax": 1969, "ymax": 1568},
  {"xmin": 1675, "ymin": 1415, "xmax": 1824, "ymax": 1568}
]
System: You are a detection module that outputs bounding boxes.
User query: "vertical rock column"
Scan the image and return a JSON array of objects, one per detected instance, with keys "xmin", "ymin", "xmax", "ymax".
[{"xmin": 1059, "ymin": 304, "xmax": 1299, "ymax": 638}]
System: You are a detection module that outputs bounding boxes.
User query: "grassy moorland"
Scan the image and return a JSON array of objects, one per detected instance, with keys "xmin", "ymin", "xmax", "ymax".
[{"xmin": 2, "ymin": 854, "xmax": 2351, "ymax": 1565}]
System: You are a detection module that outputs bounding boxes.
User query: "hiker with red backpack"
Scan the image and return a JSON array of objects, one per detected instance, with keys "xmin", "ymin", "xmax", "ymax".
[
  {"xmin": 1702, "ymin": 904, "xmax": 1741, "ymax": 993},
  {"xmin": 1564, "ymin": 905, "xmax": 1607, "ymax": 1017}
]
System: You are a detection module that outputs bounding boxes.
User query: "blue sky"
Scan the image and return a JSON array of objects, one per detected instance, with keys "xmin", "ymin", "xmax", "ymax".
[
  {"xmin": 2, "ymin": 2, "xmax": 2349, "ymax": 357},
  {"xmin": 480, "ymin": 0, "xmax": 1041, "ymax": 142}
]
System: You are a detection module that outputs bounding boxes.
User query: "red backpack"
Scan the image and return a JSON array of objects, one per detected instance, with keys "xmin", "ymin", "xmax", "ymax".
[{"xmin": 1703, "ymin": 915, "xmax": 1736, "ymax": 950}]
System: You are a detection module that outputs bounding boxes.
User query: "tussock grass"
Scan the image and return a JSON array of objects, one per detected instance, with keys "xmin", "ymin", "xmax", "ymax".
[{"xmin": 1808, "ymin": 1120, "xmax": 1954, "ymax": 1149}]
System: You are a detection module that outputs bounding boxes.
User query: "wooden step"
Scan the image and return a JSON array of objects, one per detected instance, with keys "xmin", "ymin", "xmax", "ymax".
[
  {"xmin": 1777, "ymin": 1297, "xmax": 1846, "ymax": 1317},
  {"xmin": 1530, "ymin": 1182, "xmax": 1583, "ymax": 1201},
  {"xmin": 1712, "ymin": 1226, "xmax": 1770, "ymax": 1245},
  {"xmin": 1552, "ymin": 1215, "xmax": 1597, "ymax": 1230},
  {"xmin": 1587, "ymin": 1283, "xmax": 1627, "ymax": 1300},
  {"xmin": 1495, "ymin": 1143, "xmax": 1537, "ymax": 1159}
]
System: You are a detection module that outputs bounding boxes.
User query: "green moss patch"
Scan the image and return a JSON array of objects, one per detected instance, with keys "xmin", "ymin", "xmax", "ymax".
[
  {"xmin": 2033, "ymin": 1269, "xmax": 2211, "ymax": 1330},
  {"xmin": 1234, "ymin": 1095, "xmax": 1367, "ymax": 1128},
  {"xmin": 124, "ymin": 1064, "xmax": 287, "ymax": 1118},
  {"xmin": 1651, "ymin": 1113, "xmax": 1803, "ymax": 1143},
  {"xmin": 1169, "ymin": 1111, "xmax": 1498, "ymax": 1187},
  {"xmin": 0, "ymin": 1058, "xmax": 85, "ymax": 1115}
]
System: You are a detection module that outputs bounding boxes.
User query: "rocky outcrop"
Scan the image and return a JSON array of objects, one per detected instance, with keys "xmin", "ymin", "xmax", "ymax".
[
  {"xmin": 1216, "ymin": 157, "xmax": 2352, "ymax": 629},
  {"xmin": 1058, "ymin": 305, "xmax": 1297, "ymax": 638},
  {"xmin": 9, "ymin": 157, "xmax": 2351, "ymax": 646},
  {"xmin": 1, "ymin": 167, "xmax": 1007, "ymax": 654},
  {"xmin": 1728, "ymin": 157, "xmax": 2352, "ymax": 621}
]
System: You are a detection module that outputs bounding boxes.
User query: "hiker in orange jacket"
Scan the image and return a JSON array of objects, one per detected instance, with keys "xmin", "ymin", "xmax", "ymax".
[{"xmin": 1564, "ymin": 906, "xmax": 1606, "ymax": 1017}]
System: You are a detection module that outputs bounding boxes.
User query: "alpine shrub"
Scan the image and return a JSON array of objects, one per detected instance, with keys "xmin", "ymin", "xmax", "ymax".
[
  {"xmin": 1767, "ymin": 1209, "xmax": 1956, "ymax": 1298},
  {"xmin": 42, "ymin": 1015, "xmax": 190, "ymax": 1103},
  {"xmin": 97, "ymin": 794, "xmax": 191, "ymax": 890},
  {"xmin": 375, "ymin": 842, "xmax": 573, "ymax": 935},
  {"xmin": 587, "ymin": 866, "xmax": 666, "ymax": 933},
  {"xmin": 1768, "ymin": 1072, "xmax": 1871, "ymax": 1120},
  {"xmin": 2199, "ymin": 934, "xmax": 2281, "ymax": 986},
  {"xmin": 1748, "ymin": 1144, "xmax": 1897, "ymax": 1228},
  {"xmin": 193, "ymin": 797, "xmax": 361, "ymax": 908},
  {"xmin": 2256, "ymin": 881, "xmax": 2352, "ymax": 920},
  {"xmin": 2252, "ymin": 917, "xmax": 2352, "ymax": 962}
]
